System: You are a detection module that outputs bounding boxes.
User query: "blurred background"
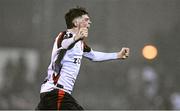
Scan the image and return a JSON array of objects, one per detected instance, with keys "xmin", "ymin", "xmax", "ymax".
[{"xmin": 0, "ymin": 0, "xmax": 180, "ymax": 110}]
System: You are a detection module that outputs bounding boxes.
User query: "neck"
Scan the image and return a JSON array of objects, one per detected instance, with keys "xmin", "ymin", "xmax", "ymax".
[
  {"xmin": 67, "ymin": 27, "xmax": 78, "ymax": 34},
  {"xmin": 67, "ymin": 27, "xmax": 86, "ymax": 42}
]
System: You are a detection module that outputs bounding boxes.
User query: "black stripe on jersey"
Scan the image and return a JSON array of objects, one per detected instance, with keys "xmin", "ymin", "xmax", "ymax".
[
  {"xmin": 54, "ymin": 31, "xmax": 77, "ymax": 73},
  {"xmin": 52, "ymin": 49, "xmax": 67, "ymax": 85},
  {"xmin": 54, "ymin": 49, "xmax": 67, "ymax": 74},
  {"xmin": 53, "ymin": 31, "xmax": 67, "ymax": 74},
  {"xmin": 67, "ymin": 38, "xmax": 83, "ymax": 50}
]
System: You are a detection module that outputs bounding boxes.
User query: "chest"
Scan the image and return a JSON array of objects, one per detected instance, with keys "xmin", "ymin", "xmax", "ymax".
[{"xmin": 67, "ymin": 41, "xmax": 84, "ymax": 56}]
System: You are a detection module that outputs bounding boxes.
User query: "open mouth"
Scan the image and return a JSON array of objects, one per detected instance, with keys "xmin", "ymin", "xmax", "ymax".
[{"xmin": 87, "ymin": 25, "xmax": 90, "ymax": 29}]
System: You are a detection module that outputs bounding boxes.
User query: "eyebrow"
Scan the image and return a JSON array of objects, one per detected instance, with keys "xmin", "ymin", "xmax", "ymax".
[{"xmin": 84, "ymin": 17, "xmax": 90, "ymax": 20}]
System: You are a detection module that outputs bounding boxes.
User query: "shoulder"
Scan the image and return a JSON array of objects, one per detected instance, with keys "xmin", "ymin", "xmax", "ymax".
[
  {"xmin": 55, "ymin": 31, "xmax": 66, "ymax": 48},
  {"xmin": 56, "ymin": 31, "xmax": 66, "ymax": 40}
]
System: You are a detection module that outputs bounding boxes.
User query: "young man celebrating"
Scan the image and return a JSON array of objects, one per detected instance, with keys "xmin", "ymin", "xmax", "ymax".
[{"xmin": 36, "ymin": 7, "xmax": 130, "ymax": 110}]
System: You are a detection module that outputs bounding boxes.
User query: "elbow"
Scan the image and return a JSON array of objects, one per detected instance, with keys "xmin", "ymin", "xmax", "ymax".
[
  {"xmin": 61, "ymin": 41, "xmax": 69, "ymax": 49},
  {"xmin": 91, "ymin": 57, "xmax": 99, "ymax": 62},
  {"xmin": 61, "ymin": 38, "xmax": 75, "ymax": 49}
]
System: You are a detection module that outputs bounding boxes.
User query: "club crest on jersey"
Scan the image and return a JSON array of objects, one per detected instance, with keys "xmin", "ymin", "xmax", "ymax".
[{"xmin": 64, "ymin": 32, "xmax": 73, "ymax": 39}]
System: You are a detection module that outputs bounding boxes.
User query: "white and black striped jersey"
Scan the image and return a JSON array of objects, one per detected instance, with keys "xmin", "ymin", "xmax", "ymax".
[{"xmin": 40, "ymin": 31, "xmax": 118, "ymax": 94}]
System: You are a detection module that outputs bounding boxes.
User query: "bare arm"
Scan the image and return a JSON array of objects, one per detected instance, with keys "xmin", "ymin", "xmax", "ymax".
[{"xmin": 83, "ymin": 47, "xmax": 130, "ymax": 61}]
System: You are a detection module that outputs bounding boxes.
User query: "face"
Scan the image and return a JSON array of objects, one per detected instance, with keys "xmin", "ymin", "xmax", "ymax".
[{"xmin": 74, "ymin": 14, "xmax": 92, "ymax": 29}]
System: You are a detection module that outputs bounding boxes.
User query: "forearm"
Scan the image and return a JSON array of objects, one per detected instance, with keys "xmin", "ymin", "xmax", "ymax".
[
  {"xmin": 83, "ymin": 50, "xmax": 118, "ymax": 61},
  {"xmin": 61, "ymin": 37, "xmax": 75, "ymax": 49}
]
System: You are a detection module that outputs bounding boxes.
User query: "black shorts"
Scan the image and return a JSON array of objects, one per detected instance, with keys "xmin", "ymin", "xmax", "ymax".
[{"xmin": 36, "ymin": 89, "xmax": 83, "ymax": 110}]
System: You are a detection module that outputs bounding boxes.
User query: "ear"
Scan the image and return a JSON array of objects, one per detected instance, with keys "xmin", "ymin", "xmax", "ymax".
[
  {"xmin": 74, "ymin": 21, "xmax": 78, "ymax": 27},
  {"xmin": 72, "ymin": 19, "xmax": 78, "ymax": 27}
]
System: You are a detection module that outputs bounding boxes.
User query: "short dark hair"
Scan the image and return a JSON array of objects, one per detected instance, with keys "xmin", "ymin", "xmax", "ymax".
[{"xmin": 65, "ymin": 7, "xmax": 88, "ymax": 29}]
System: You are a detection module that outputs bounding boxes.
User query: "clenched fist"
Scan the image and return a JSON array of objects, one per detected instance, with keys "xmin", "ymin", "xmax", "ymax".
[
  {"xmin": 117, "ymin": 47, "xmax": 130, "ymax": 59},
  {"xmin": 74, "ymin": 28, "xmax": 88, "ymax": 41}
]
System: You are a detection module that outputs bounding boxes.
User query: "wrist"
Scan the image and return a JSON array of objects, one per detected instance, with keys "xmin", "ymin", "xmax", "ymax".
[
  {"xmin": 74, "ymin": 35, "xmax": 81, "ymax": 41},
  {"xmin": 117, "ymin": 53, "xmax": 123, "ymax": 59},
  {"xmin": 117, "ymin": 53, "xmax": 120, "ymax": 59},
  {"xmin": 74, "ymin": 36, "xmax": 78, "ymax": 41},
  {"xmin": 73, "ymin": 36, "xmax": 76, "ymax": 41}
]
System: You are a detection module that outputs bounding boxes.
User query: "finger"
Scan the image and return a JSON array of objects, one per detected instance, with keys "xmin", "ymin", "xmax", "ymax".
[
  {"xmin": 81, "ymin": 28, "xmax": 88, "ymax": 32},
  {"xmin": 126, "ymin": 48, "xmax": 130, "ymax": 53},
  {"xmin": 125, "ymin": 49, "xmax": 129, "ymax": 56},
  {"xmin": 122, "ymin": 55, "xmax": 127, "ymax": 59},
  {"xmin": 126, "ymin": 48, "xmax": 130, "ymax": 56},
  {"xmin": 82, "ymin": 32, "xmax": 88, "ymax": 38},
  {"xmin": 123, "ymin": 48, "xmax": 129, "ymax": 53},
  {"xmin": 122, "ymin": 48, "xmax": 127, "ymax": 54},
  {"xmin": 81, "ymin": 28, "xmax": 88, "ymax": 37},
  {"xmin": 83, "ymin": 33, "xmax": 88, "ymax": 38},
  {"xmin": 121, "ymin": 48, "xmax": 129, "ymax": 57},
  {"xmin": 78, "ymin": 23, "xmax": 85, "ymax": 34}
]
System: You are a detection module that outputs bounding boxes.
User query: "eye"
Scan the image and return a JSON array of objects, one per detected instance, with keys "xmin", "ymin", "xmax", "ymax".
[{"xmin": 84, "ymin": 18, "xmax": 89, "ymax": 21}]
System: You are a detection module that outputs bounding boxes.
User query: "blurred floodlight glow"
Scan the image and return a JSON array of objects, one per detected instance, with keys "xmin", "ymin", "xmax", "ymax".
[{"xmin": 142, "ymin": 45, "xmax": 158, "ymax": 60}]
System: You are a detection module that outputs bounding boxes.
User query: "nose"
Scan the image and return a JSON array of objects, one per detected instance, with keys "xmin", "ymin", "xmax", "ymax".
[{"xmin": 89, "ymin": 20, "xmax": 92, "ymax": 24}]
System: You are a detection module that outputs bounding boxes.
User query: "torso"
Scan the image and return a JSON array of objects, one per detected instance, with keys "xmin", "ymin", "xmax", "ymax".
[{"xmin": 40, "ymin": 31, "xmax": 85, "ymax": 94}]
